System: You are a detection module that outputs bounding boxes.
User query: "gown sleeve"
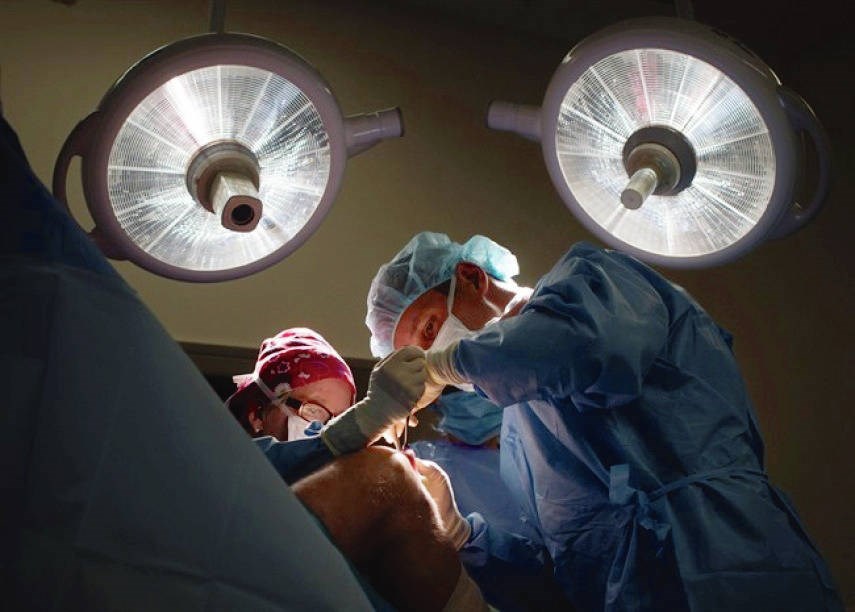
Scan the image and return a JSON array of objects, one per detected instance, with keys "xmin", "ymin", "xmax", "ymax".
[
  {"xmin": 455, "ymin": 243, "xmax": 669, "ymax": 412},
  {"xmin": 461, "ymin": 513, "xmax": 567, "ymax": 610},
  {"xmin": 254, "ymin": 436, "xmax": 337, "ymax": 485}
]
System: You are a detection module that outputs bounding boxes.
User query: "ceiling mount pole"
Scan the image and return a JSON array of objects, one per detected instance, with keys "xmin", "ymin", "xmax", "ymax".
[
  {"xmin": 674, "ymin": 0, "xmax": 695, "ymax": 20},
  {"xmin": 210, "ymin": 0, "xmax": 226, "ymax": 33}
]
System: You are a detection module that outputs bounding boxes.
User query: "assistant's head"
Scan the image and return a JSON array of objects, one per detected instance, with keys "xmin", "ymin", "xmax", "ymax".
[
  {"xmin": 226, "ymin": 327, "xmax": 356, "ymax": 441},
  {"xmin": 431, "ymin": 391, "xmax": 503, "ymax": 447},
  {"xmin": 366, "ymin": 231, "xmax": 522, "ymax": 357}
]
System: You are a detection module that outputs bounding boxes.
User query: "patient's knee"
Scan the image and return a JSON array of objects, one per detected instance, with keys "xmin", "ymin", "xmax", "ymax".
[
  {"xmin": 293, "ymin": 446, "xmax": 439, "ymax": 560},
  {"xmin": 366, "ymin": 447, "xmax": 437, "ymax": 524},
  {"xmin": 342, "ymin": 446, "xmax": 436, "ymax": 527}
]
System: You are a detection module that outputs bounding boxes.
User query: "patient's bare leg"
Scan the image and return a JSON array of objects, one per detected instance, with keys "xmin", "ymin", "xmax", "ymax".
[{"xmin": 293, "ymin": 445, "xmax": 462, "ymax": 612}]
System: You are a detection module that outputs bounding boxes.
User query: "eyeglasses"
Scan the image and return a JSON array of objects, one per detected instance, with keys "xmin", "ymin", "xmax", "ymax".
[{"xmin": 279, "ymin": 396, "xmax": 333, "ymax": 425}]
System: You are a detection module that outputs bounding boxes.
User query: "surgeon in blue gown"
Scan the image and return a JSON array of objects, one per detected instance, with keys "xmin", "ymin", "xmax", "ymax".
[
  {"xmin": 411, "ymin": 391, "xmax": 568, "ymax": 611},
  {"xmin": 366, "ymin": 231, "xmax": 844, "ymax": 612}
]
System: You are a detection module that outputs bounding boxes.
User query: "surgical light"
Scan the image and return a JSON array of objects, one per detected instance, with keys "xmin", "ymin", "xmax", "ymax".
[
  {"xmin": 487, "ymin": 17, "xmax": 831, "ymax": 268},
  {"xmin": 53, "ymin": 29, "xmax": 402, "ymax": 281}
]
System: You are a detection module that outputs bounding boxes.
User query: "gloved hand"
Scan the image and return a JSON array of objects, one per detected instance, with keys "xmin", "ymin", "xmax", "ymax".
[
  {"xmin": 321, "ymin": 346, "xmax": 425, "ymax": 455},
  {"xmin": 416, "ymin": 459, "xmax": 471, "ymax": 550},
  {"xmin": 380, "ymin": 412, "xmax": 419, "ymax": 447},
  {"xmin": 416, "ymin": 341, "xmax": 470, "ymax": 408}
]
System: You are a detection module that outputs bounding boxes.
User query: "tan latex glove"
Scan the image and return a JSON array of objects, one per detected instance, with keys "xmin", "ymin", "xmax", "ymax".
[
  {"xmin": 417, "ymin": 341, "xmax": 470, "ymax": 408},
  {"xmin": 416, "ymin": 459, "xmax": 471, "ymax": 550},
  {"xmin": 379, "ymin": 413, "xmax": 419, "ymax": 447},
  {"xmin": 322, "ymin": 346, "xmax": 425, "ymax": 455}
]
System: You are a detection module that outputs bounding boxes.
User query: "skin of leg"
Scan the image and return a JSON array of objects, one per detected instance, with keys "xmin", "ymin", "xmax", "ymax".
[{"xmin": 293, "ymin": 446, "xmax": 462, "ymax": 612}]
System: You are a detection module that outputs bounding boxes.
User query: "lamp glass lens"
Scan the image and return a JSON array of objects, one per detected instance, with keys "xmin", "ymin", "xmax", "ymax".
[
  {"xmin": 556, "ymin": 48, "xmax": 775, "ymax": 258},
  {"xmin": 107, "ymin": 64, "xmax": 330, "ymax": 271}
]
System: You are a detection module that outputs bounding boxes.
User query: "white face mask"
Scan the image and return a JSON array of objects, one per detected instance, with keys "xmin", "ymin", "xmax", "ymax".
[
  {"xmin": 431, "ymin": 275, "xmax": 477, "ymax": 392},
  {"xmin": 252, "ymin": 375, "xmax": 321, "ymax": 441},
  {"xmin": 286, "ymin": 411, "xmax": 321, "ymax": 441},
  {"xmin": 432, "ymin": 276, "xmax": 477, "ymax": 350}
]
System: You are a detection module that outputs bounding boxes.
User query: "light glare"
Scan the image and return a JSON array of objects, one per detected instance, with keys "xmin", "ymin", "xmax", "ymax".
[{"xmin": 107, "ymin": 64, "xmax": 331, "ymax": 271}]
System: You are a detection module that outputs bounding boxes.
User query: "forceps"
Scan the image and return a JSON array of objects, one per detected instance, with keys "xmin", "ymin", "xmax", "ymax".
[{"xmin": 394, "ymin": 414, "xmax": 411, "ymax": 451}]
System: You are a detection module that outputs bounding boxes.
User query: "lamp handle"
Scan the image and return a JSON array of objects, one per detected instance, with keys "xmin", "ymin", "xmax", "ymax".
[
  {"xmin": 51, "ymin": 112, "xmax": 126, "ymax": 259},
  {"xmin": 344, "ymin": 108, "xmax": 404, "ymax": 157},
  {"xmin": 52, "ymin": 111, "xmax": 97, "ymax": 213},
  {"xmin": 768, "ymin": 86, "xmax": 833, "ymax": 239},
  {"xmin": 486, "ymin": 101, "xmax": 542, "ymax": 142}
]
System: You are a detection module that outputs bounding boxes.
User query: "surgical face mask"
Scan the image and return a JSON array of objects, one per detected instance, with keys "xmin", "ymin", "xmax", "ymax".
[
  {"xmin": 253, "ymin": 375, "xmax": 322, "ymax": 441},
  {"xmin": 285, "ymin": 409, "xmax": 322, "ymax": 441},
  {"xmin": 432, "ymin": 276, "xmax": 475, "ymax": 351},
  {"xmin": 432, "ymin": 275, "xmax": 477, "ymax": 392},
  {"xmin": 271, "ymin": 398, "xmax": 323, "ymax": 441}
]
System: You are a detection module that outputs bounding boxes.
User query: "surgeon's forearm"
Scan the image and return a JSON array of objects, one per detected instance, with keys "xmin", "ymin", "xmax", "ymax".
[
  {"xmin": 254, "ymin": 436, "xmax": 336, "ymax": 485},
  {"xmin": 426, "ymin": 342, "xmax": 468, "ymax": 387}
]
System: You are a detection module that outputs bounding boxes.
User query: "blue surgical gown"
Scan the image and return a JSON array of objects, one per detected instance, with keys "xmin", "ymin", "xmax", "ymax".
[
  {"xmin": 253, "ymin": 435, "xmax": 335, "ymax": 485},
  {"xmin": 454, "ymin": 243, "xmax": 843, "ymax": 612},
  {"xmin": 411, "ymin": 439, "xmax": 568, "ymax": 611}
]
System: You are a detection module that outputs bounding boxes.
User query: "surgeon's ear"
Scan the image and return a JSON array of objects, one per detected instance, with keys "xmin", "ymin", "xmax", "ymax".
[
  {"xmin": 455, "ymin": 262, "xmax": 489, "ymax": 297},
  {"xmin": 247, "ymin": 407, "xmax": 263, "ymax": 434}
]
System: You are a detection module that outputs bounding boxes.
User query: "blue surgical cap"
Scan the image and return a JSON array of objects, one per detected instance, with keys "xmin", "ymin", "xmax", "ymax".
[
  {"xmin": 366, "ymin": 231, "xmax": 519, "ymax": 357},
  {"xmin": 433, "ymin": 391, "xmax": 504, "ymax": 446}
]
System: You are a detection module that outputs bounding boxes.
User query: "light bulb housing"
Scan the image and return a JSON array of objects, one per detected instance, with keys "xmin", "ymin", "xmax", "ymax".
[
  {"xmin": 488, "ymin": 17, "xmax": 831, "ymax": 268},
  {"xmin": 54, "ymin": 33, "xmax": 403, "ymax": 281}
]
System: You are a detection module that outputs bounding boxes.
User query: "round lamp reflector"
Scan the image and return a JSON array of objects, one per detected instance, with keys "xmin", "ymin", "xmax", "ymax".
[
  {"xmin": 555, "ymin": 48, "xmax": 775, "ymax": 259},
  {"xmin": 106, "ymin": 64, "xmax": 330, "ymax": 272}
]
